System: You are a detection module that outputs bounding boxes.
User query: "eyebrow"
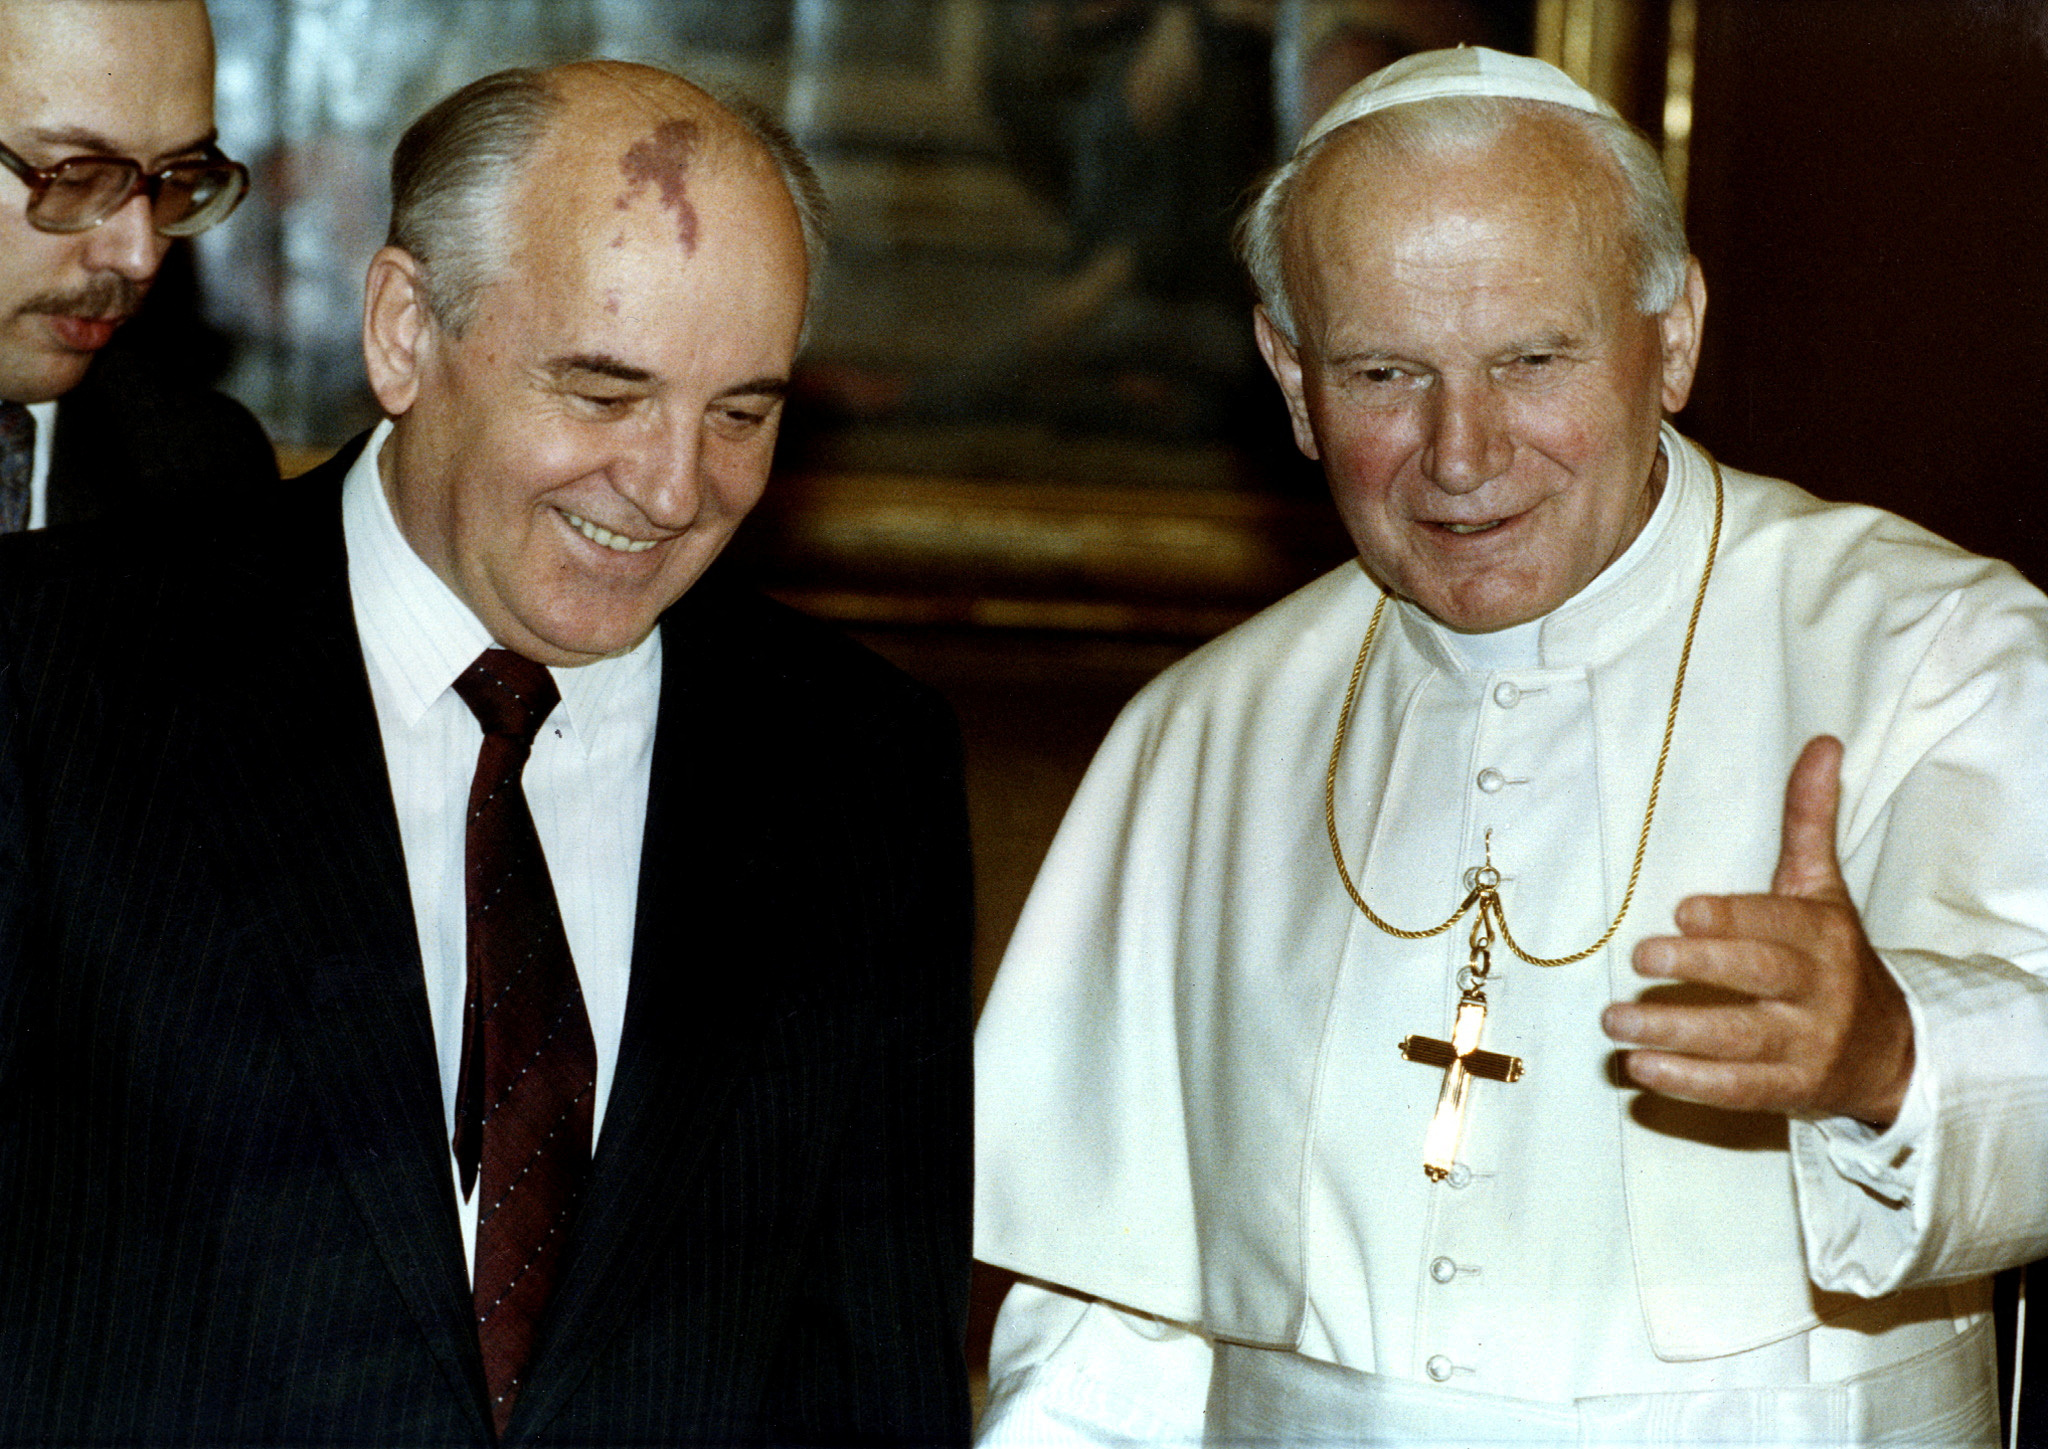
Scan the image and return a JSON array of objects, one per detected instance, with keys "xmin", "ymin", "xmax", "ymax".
[
  {"xmin": 718, "ymin": 375, "xmax": 790, "ymax": 400},
  {"xmin": 544, "ymin": 355, "xmax": 791, "ymax": 399},
  {"xmin": 1324, "ymin": 347, "xmax": 1399, "ymax": 364},
  {"xmin": 1322, "ymin": 329, "xmax": 1589, "ymax": 369},
  {"xmin": 20, "ymin": 126, "xmax": 220, "ymax": 165},
  {"xmin": 1507, "ymin": 330, "xmax": 1583, "ymax": 354},
  {"xmin": 546, "ymin": 354, "xmax": 657, "ymax": 385}
]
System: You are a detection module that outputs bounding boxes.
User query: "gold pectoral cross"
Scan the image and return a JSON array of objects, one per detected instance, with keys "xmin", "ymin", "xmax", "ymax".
[{"xmin": 1398, "ymin": 872, "xmax": 1525, "ymax": 1181}]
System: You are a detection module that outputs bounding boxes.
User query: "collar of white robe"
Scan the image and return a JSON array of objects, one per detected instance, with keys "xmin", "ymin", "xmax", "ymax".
[{"xmin": 1323, "ymin": 456, "xmax": 1726, "ymax": 970}]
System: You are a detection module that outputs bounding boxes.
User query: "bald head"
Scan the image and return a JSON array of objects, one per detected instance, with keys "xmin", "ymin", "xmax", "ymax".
[{"xmin": 387, "ymin": 60, "xmax": 825, "ymax": 338}]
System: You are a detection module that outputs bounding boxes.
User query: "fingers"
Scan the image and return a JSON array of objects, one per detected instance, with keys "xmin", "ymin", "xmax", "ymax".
[
  {"xmin": 1666, "ymin": 891, "xmax": 1834, "ymax": 946},
  {"xmin": 1616, "ymin": 1048, "xmax": 1811, "ymax": 1115},
  {"xmin": 1611, "ymin": 913, "xmax": 1913, "ymax": 1123},
  {"xmin": 1772, "ymin": 735, "xmax": 1849, "ymax": 903},
  {"xmin": 1602, "ymin": 737, "xmax": 1911, "ymax": 1123},
  {"xmin": 1610, "ymin": 980, "xmax": 1912, "ymax": 1124},
  {"xmin": 1601, "ymin": 996, "xmax": 1784, "ymax": 1064},
  {"xmin": 1603, "ymin": 983, "xmax": 1864, "ymax": 1120},
  {"xmin": 1639, "ymin": 894, "xmax": 1868, "ymax": 998}
]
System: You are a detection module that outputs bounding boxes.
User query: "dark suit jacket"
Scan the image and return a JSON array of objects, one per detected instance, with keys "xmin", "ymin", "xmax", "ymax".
[
  {"xmin": 0, "ymin": 448, "xmax": 974, "ymax": 1446},
  {"xmin": 46, "ymin": 340, "xmax": 278, "ymax": 525}
]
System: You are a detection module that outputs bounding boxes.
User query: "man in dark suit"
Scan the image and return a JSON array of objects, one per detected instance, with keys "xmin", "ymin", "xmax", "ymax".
[
  {"xmin": 0, "ymin": 58, "xmax": 973, "ymax": 1448},
  {"xmin": 0, "ymin": 0, "xmax": 275, "ymax": 529}
]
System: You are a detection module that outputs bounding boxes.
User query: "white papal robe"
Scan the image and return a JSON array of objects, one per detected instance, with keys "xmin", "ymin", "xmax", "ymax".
[{"xmin": 974, "ymin": 427, "xmax": 2048, "ymax": 1444}]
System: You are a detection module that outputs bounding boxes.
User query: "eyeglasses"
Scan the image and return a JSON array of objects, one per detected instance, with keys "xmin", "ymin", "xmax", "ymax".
[{"xmin": 0, "ymin": 137, "xmax": 249, "ymax": 238}]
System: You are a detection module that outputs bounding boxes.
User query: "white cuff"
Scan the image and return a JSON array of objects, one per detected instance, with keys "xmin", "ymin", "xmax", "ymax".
[{"xmin": 1797, "ymin": 948, "xmax": 2048, "ymax": 1296}]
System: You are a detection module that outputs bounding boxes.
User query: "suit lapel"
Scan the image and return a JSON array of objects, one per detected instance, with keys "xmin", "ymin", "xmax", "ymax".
[
  {"xmin": 508, "ymin": 597, "xmax": 783, "ymax": 1439},
  {"xmin": 174, "ymin": 453, "xmax": 490, "ymax": 1432}
]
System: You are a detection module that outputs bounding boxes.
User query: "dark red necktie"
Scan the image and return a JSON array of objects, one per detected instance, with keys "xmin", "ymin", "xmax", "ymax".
[
  {"xmin": 0, "ymin": 401, "xmax": 33, "ymax": 534},
  {"xmin": 451, "ymin": 648, "xmax": 597, "ymax": 1437}
]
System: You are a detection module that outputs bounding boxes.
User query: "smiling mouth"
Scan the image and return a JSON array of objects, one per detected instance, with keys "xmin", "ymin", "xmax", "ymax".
[
  {"xmin": 1440, "ymin": 520, "xmax": 1504, "ymax": 535},
  {"xmin": 561, "ymin": 509, "xmax": 658, "ymax": 554}
]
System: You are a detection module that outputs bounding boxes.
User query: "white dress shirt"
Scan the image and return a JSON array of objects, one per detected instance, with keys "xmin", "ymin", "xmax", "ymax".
[
  {"xmin": 341, "ymin": 420, "xmax": 660, "ymax": 1275},
  {"xmin": 23, "ymin": 398, "xmax": 55, "ymax": 530}
]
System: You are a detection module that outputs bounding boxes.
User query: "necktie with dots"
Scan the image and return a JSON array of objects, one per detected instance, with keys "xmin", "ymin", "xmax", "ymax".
[{"xmin": 451, "ymin": 648, "xmax": 597, "ymax": 1437}]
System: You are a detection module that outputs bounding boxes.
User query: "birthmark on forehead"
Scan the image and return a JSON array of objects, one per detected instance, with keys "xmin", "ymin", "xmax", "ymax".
[{"xmin": 614, "ymin": 118, "xmax": 703, "ymax": 251}]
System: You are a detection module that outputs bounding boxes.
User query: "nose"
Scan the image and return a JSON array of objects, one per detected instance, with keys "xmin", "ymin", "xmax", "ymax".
[
  {"xmin": 1420, "ymin": 379, "xmax": 1512, "ymax": 494},
  {"xmin": 80, "ymin": 193, "xmax": 171, "ymax": 283},
  {"xmin": 613, "ymin": 413, "xmax": 705, "ymax": 531}
]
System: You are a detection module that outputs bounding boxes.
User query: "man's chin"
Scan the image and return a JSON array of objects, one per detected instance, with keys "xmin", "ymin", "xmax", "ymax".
[
  {"xmin": 0, "ymin": 344, "xmax": 94, "ymax": 406},
  {"xmin": 1412, "ymin": 581, "xmax": 1564, "ymax": 634},
  {"xmin": 496, "ymin": 614, "xmax": 662, "ymax": 669}
]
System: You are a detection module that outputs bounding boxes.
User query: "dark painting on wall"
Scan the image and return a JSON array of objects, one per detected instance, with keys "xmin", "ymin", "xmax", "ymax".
[{"xmin": 198, "ymin": 1, "xmax": 1525, "ymax": 484}]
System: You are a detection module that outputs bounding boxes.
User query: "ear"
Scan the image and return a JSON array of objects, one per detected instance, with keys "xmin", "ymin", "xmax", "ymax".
[
  {"xmin": 362, "ymin": 246, "xmax": 436, "ymax": 417},
  {"xmin": 1252, "ymin": 304, "xmax": 1321, "ymax": 461},
  {"xmin": 1657, "ymin": 257, "xmax": 1707, "ymax": 415}
]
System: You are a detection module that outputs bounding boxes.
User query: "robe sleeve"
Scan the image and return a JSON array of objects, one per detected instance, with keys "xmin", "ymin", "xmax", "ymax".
[
  {"xmin": 976, "ymin": 1281, "xmax": 1213, "ymax": 1447},
  {"xmin": 1790, "ymin": 578, "xmax": 2048, "ymax": 1295},
  {"xmin": 1793, "ymin": 948, "xmax": 2048, "ymax": 1295}
]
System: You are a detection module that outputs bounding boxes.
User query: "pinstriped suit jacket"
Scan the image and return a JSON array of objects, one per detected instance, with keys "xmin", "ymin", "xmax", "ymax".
[{"xmin": 0, "ymin": 450, "xmax": 974, "ymax": 1446}]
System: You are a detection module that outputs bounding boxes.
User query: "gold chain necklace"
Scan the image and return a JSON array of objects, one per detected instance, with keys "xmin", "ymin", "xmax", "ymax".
[{"xmin": 1323, "ymin": 454, "xmax": 1724, "ymax": 968}]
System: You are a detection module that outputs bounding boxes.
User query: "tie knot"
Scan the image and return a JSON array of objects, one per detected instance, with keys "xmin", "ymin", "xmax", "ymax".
[{"xmin": 454, "ymin": 649, "xmax": 560, "ymax": 743}]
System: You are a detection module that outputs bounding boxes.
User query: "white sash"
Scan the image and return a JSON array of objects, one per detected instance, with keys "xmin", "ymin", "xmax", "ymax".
[{"xmin": 1208, "ymin": 1322, "xmax": 1997, "ymax": 1446}]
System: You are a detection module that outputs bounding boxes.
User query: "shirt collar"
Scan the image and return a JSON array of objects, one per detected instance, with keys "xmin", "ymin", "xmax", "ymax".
[{"xmin": 341, "ymin": 419, "xmax": 661, "ymax": 750}]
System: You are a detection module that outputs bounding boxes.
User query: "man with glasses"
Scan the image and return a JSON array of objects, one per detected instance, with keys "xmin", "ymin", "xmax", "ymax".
[{"xmin": 0, "ymin": 0, "xmax": 273, "ymax": 533}]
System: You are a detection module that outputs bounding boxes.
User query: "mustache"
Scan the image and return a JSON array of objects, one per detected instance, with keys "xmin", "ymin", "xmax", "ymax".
[{"xmin": 22, "ymin": 274, "xmax": 147, "ymax": 321}]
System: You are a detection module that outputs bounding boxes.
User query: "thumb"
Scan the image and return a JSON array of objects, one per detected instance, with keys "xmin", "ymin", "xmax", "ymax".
[{"xmin": 1772, "ymin": 734, "xmax": 1849, "ymax": 901}]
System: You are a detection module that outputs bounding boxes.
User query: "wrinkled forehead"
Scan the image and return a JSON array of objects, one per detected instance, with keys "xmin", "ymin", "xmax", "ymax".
[{"xmin": 1287, "ymin": 112, "xmax": 1634, "ymax": 317}]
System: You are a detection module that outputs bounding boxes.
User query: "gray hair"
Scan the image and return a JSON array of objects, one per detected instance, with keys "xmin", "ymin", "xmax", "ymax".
[
  {"xmin": 386, "ymin": 66, "xmax": 830, "ymax": 337},
  {"xmin": 387, "ymin": 68, "xmax": 555, "ymax": 335},
  {"xmin": 1237, "ymin": 96, "xmax": 1689, "ymax": 344}
]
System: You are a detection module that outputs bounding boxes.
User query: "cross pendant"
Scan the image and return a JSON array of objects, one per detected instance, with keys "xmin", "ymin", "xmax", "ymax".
[{"xmin": 1399, "ymin": 989, "xmax": 1525, "ymax": 1181}]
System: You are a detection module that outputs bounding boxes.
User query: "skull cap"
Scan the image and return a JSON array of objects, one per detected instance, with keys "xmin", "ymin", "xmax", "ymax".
[{"xmin": 1299, "ymin": 45, "xmax": 1618, "ymax": 153}]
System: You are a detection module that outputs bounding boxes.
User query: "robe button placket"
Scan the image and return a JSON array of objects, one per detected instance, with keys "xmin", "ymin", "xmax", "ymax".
[
  {"xmin": 1430, "ymin": 1256, "xmax": 1459, "ymax": 1284},
  {"xmin": 1476, "ymin": 767, "xmax": 1507, "ymax": 793},
  {"xmin": 1492, "ymin": 680, "xmax": 1521, "ymax": 708},
  {"xmin": 1426, "ymin": 1354, "xmax": 1456, "ymax": 1382}
]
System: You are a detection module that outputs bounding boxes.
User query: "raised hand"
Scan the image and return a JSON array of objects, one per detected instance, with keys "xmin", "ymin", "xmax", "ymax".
[{"xmin": 1600, "ymin": 735, "xmax": 1915, "ymax": 1124}]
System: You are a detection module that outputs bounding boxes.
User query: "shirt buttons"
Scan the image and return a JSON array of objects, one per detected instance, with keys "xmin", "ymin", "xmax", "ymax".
[
  {"xmin": 1493, "ymin": 681, "xmax": 1521, "ymax": 708},
  {"xmin": 1445, "ymin": 1163, "xmax": 1473, "ymax": 1189},
  {"xmin": 1476, "ymin": 768, "xmax": 1506, "ymax": 793},
  {"xmin": 1426, "ymin": 1354, "xmax": 1455, "ymax": 1382},
  {"xmin": 1430, "ymin": 1256, "xmax": 1458, "ymax": 1284}
]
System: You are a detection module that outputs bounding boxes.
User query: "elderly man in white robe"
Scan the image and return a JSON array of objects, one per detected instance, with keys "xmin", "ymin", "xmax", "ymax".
[{"xmin": 973, "ymin": 47, "xmax": 2048, "ymax": 1447}]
